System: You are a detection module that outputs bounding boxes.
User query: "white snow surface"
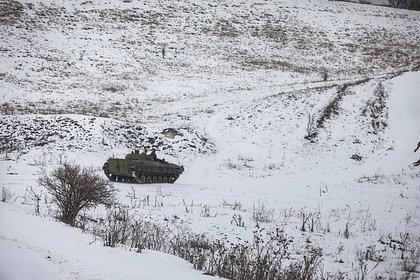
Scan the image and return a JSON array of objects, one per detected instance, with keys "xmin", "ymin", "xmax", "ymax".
[
  {"xmin": 1, "ymin": 0, "xmax": 420, "ymax": 279},
  {"xmin": 0, "ymin": 203, "xmax": 215, "ymax": 280},
  {"xmin": 385, "ymin": 72, "xmax": 420, "ymax": 171}
]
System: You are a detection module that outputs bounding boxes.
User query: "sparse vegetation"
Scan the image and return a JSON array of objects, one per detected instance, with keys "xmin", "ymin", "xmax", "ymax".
[
  {"xmin": 252, "ymin": 200, "xmax": 275, "ymax": 224},
  {"xmin": 94, "ymin": 209, "xmax": 323, "ymax": 280},
  {"xmin": 389, "ymin": 0, "xmax": 420, "ymax": 10}
]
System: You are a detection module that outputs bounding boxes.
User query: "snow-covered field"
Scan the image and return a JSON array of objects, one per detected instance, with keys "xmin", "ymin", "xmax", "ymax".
[{"xmin": 1, "ymin": 0, "xmax": 420, "ymax": 279}]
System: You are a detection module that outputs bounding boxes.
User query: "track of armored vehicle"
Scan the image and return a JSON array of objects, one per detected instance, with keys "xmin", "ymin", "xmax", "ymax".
[{"xmin": 103, "ymin": 150, "xmax": 184, "ymax": 184}]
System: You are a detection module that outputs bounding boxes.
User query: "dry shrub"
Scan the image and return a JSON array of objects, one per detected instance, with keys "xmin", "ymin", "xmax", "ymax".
[
  {"xmin": 38, "ymin": 162, "xmax": 116, "ymax": 226},
  {"xmin": 1, "ymin": 186, "xmax": 13, "ymax": 202},
  {"xmin": 94, "ymin": 209, "xmax": 323, "ymax": 280}
]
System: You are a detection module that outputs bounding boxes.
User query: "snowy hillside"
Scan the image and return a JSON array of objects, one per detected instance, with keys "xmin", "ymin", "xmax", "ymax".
[
  {"xmin": 0, "ymin": 202, "xmax": 216, "ymax": 280},
  {"xmin": 1, "ymin": 0, "xmax": 420, "ymax": 279},
  {"xmin": 0, "ymin": 114, "xmax": 214, "ymax": 156}
]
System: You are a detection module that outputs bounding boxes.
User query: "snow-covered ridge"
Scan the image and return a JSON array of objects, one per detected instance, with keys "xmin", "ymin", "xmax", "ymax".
[
  {"xmin": 0, "ymin": 202, "xmax": 215, "ymax": 280},
  {"xmin": 0, "ymin": 114, "xmax": 215, "ymax": 156},
  {"xmin": 1, "ymin": 0, "xmax": 419, "ymax": 99}
]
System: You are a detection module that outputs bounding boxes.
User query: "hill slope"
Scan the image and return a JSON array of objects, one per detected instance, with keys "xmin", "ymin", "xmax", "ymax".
[{"xmin": 1, "ymin": 0, "xmax": 420, "ymax": 279}]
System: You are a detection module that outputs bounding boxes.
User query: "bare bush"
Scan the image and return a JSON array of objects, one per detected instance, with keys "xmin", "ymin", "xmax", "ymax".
[
  {"xmin": 27, "ymin": 186, "xmax": 41, "ymax": 215},
  {"xmin": 352, "ymin": 245, "xmax": 385, "ymax": 280},
  {"xmin": 38, "ymin": 162, "xmax": 116, "ymax": 226},
  {"xmin": 320, "ymin": 68, "xmax": 329, "ymax": 81},
  {"xmin": 130, "ymin": 220, "xmax": 170, "ymax": 252},
  {"xmin": 285, "ymin": 247, "xmax": 323, "ymax": 280},
  {"xmin": 1, "ymin": 186, "xmax": 13, "ymax": 203},
  {"xmin": 363, "ymin": 82, "xmax": 388, "ymax": 134},
  {"xmin": 200, "ymin": 204, "xmax": 211, "ymax": 217},
  {"xmin": 342, "ymin": 222, "xmax": 352, "ymax": 239},
  {"xmin": 231, "ymin": 214, "xmax": 245, "ymax": 227},
  {"xmin": 103, "ymin": 206, "xmax": 132, "ymax": 247},
  {"xmin": 1, "ymin": 102, "xmax": 15, "ymax": 115},
  {"xmin": 252, "ymin": 200, "xmax": 274, "ymax": 224},
  {"xmin": 400, "ymin": 249, "xmax": 420, "ymax": 279},
  {"xmin": 352, "ymin": 250, "xmax": 369, "ymax": 280},
  {"xmin": 299, "ymin": 208, "xmax": 311, "ymax": 232},
  {"xmin": 304, "ymin": 114, "xmax": 318, "ymax": 141},
  {"xmin": 170, "ymin": 225, "xmax": 301, "ymax": 279},
  {"xmin": 298, "ymin": 208, "xmax": 321, "ymax": 232}
]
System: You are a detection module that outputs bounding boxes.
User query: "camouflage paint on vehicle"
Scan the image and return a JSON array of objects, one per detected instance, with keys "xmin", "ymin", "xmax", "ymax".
[{"xmin": 103, "ymin": 150, "xmax": 184, "ymax": 184}]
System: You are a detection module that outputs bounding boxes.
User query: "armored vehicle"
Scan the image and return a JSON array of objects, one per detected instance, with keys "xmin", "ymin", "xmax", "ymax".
[{"xmin": 103, "ymin": 150, "xmax": 184, "ymax": 184}]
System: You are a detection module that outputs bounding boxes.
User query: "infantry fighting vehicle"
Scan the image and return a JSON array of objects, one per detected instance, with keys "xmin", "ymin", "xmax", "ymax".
[{"xmin": 103, "ymin": 150, "xmax": 184, "ymax": 184}]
